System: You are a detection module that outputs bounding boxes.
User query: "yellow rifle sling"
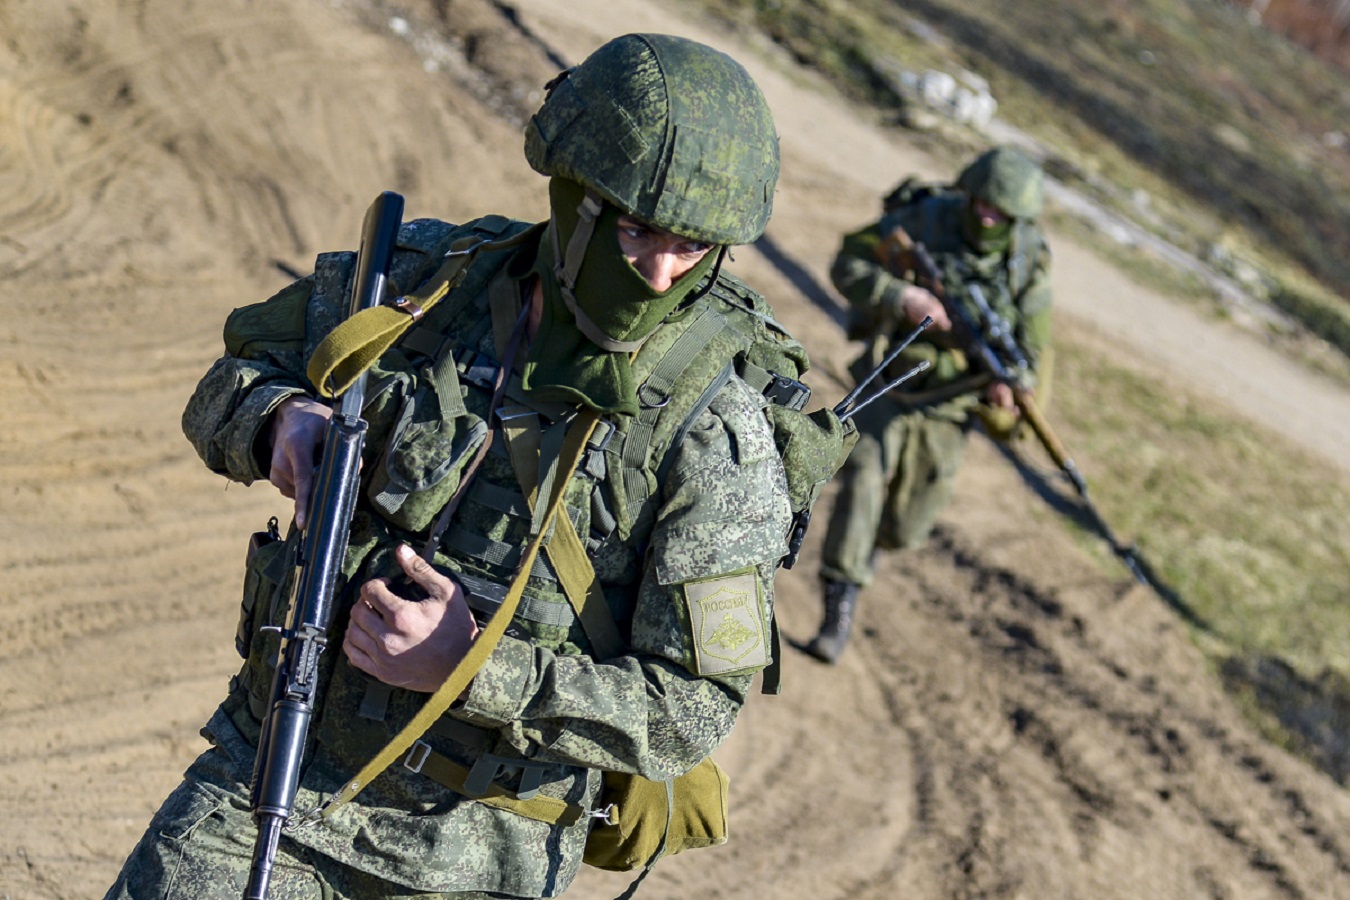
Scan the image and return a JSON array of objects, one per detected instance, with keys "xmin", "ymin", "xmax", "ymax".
[
  {"xmin": 307, "ymin": 263, "xmax": 459, "ymax": 399},
  {"xmin": 547, "ymin": 509, "xmax": 626, "ymax": 662},
  {"xmin": 315, "ymin": 409, "xmax": 601, "ymax": 819},
  {"xmin": 499, "ymin": 414, "xmax": 626, "ymax": 662},
  {"xmin": 307, "ymin": 227, "xmax": 537, "ymax": 398}
]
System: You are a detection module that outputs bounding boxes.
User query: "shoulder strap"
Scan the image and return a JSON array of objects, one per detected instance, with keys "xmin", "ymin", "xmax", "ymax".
[
  {"xmin": 499, "ymin": 411, "xmax": 627, "ymax": 662},
  {"xmin": 1005, "ymin": 219, "xmax": 1042, "ymax": 296},
  {"xmin": 307, "ymin": 224, "xmax": 537, "ymax": 398},
  {"xmin": 617, "ymin": 306, "xmax": 745, "ymax": 538},
  {"xmin": 315, "ymin": 409, "xmax": 602, "ymax": 821}
]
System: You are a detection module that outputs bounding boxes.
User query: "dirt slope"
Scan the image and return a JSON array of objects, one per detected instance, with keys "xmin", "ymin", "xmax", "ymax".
[{"xmin": 3, "ymin": 1, "xmax": 1349, "ymax": 898}]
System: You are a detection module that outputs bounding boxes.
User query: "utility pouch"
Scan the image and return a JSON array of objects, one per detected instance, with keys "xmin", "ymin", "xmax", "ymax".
[
  {"xmin": 366, "ymin": 369, "xmax": 489, "ymax": 534},
  {"xmin": 236, "ymin": 517, "xmax": 286, "ymax": 660},
  {"xmin": 766, "ymin": 403, "xmax": 858, "ymax": 517},
  {"xmin": 582, "ymin": 756, "xmax": 730, "ymax": 873}
]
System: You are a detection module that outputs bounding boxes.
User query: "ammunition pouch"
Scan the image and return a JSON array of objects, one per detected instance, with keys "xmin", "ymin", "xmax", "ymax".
[
  {"xmin": 583, "ymin": 758, "xmax": 730, "ymax": 872},
  {"xmin": 235, "ymin": 518, "xmax": 289, "ymax": 661},
  {"xmin": 365, "ymin": 365, "xmax": 489, "ymax": 534}
]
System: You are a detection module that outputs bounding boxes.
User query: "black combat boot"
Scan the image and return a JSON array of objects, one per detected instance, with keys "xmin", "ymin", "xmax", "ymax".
[{"xmin": 802, "ymin": 579, "xmax": 860, "ymax": 664}]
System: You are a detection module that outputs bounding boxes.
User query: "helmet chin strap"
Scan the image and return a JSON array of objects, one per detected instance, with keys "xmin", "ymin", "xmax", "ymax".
[
  {"xmin": 550, "ymin": 188, "xmax": 648, "ymax": 353},
  {"xmin": 688, "ymin": 245, "xmax": 728, "ymax": 303}
]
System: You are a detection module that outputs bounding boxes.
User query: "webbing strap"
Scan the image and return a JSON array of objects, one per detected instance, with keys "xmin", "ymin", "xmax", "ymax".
[
  {"xmin": 314, "ymin": 409, "xmax": 601, "ymax": 820},
  {"xmin": 428, "ymin": 350, "xmax": 468, "ymax": 421},
  {"xmin": 735, "ymin": 358, "xmax": 774, "ymax": 394},
  {"xmin": 404, "ymin": 741, "xmax": 584, "ymax": 826},
  {"xmin": 622, "ymin": 308, "xmax": 729, "ymax": 520},
  {"xmin": 547, "ymin": 507, "xmax": 626, "ymax": 661},
  {"xmin": 437, "ymin": 527, "xmax": 557, "ymax": 580},
  {"xmin": 500, "ymin": 406, "xmax": 543, "ymax": 514},
  {"xmin": 307, "ymin": 228, "xmax": 535, "ymax": 398},
  {"xmin": 460, "ymin": 583, "xmax": 575, "ymax": 628},
  {"xmin": 500, "ymin": 412, "xmax": 626, "ymax": 662}
]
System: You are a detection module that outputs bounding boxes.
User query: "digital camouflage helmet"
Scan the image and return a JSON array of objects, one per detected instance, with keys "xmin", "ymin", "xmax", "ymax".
[
  {"xmin": 956, "ymin": 145, "xmax": 1044, "ymax": 220},
  {"xmin": 524, "ymin": 33, "xmax": 780, "ymax": 246}
]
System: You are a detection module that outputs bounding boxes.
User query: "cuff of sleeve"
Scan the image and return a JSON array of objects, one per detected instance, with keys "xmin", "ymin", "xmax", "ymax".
[
  {"xmin": 453, "ymin": 633, "xmax": 534, "ymax": 729},
  {"xmin": 879, "ymin": 278, "xmax": 908, "ymax": 316},
  {"xmin": 229, "ymin": 385, "xmax": 308, "ymax": 483}
]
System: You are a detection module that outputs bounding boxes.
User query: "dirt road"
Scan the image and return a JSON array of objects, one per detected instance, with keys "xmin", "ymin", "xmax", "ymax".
[{"xmin": 3, "ymin": 1, "xmax": 1349, "ymax": 898}]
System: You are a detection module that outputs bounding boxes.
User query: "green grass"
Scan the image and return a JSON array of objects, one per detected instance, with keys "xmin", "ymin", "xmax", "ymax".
[
  {"xmin": 1039, "ymin": 322, "xmax": 1350, "ymax": 775},
  {"xmin": 1054, "ymin": 320, "xmax": 1350, "ymax": 679}
]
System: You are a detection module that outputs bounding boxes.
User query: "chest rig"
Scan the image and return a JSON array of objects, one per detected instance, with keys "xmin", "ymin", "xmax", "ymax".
[
  {"xmin": 264, "ymin": 215, "xmax": 840, "ymax": 830},
  {"xmin": 323, "ymin": 216, "xmax": 826, "ymax": 638}
]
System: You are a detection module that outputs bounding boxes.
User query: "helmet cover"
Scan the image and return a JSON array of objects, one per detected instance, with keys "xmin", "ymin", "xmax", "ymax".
[
  {"xmin": 524, "ymin": 33, "xmax": 779, "ymax": 245},
  {"xmin": 956, "ymin": 145, "xmax": 1044, "ymax": 219}
]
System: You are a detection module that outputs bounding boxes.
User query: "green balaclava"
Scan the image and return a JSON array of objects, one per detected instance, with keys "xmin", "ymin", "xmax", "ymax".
[
  {"xmin": 521, "ymin": 178, "xmax": 718, "ymax": 416},
  {"xmin": 956, "ymin": 146, "xmax": 1044, "ymax": 255},
  {"xmin": 961, "ymin": 203, "xmax": 1013, "ymax": 255}
]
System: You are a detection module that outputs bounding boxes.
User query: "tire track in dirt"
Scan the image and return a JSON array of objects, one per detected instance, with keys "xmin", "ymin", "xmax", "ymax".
[{"xmin": 863, "ymin": 524, "xmax": 1350, "ymax": 898}]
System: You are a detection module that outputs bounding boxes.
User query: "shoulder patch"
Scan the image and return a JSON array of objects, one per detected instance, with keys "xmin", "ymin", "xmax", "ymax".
[{"xmin": 683, "ymin": 568, "xmax": 769, "ymax": 677}]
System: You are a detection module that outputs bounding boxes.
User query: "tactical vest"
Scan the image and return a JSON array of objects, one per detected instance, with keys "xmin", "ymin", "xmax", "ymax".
[{"xmin": 227, "ymin": 215, "xmax": 849, "ymax": 819}]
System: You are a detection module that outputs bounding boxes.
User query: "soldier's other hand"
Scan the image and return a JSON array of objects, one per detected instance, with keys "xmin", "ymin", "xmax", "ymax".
[
  {"xmin": 269, "ymin": 397, "xmax": 331, "ymax": 529},
  {"xmin": 899, "ymin": 285, "xmax": 950, "ymax": 330},
  {"xmin": 344, "ymin": 544, "xmax": 480, "ymax": 693},
  {"xmin": 984, "ymin": 381, "xmax": 1019, "ymax": 412}
]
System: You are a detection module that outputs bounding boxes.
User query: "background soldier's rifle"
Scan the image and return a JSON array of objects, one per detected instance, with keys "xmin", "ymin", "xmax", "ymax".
[
  {"xmin": 895, "ymin": 228, "xmax": 1168, "ymax": 596},
  {"xmin": 244, "ymin": 191, "xmax": 405, "ymax": 900}
]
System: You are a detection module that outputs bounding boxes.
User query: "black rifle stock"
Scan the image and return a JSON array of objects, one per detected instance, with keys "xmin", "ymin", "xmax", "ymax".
[
  {"xmin": 244, "ymin": 191, "xmax": 405, "ymax": 900},
  {"xmin": 902, "ymin": 235, "xmax": 1163, "ymax": 593}
]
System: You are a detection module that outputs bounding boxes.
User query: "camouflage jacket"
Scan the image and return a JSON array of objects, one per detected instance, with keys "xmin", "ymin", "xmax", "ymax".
[
  {"xmin": 182, "ymin": 217, "xmax": 795, "ymax": 895},
  {"xmin": 830, "ymin": 190, "xmax": 1053, "ymax": 417}
]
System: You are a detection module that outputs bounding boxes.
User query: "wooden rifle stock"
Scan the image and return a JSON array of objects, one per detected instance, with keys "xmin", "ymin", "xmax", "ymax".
[{"xmin": 885, "ymin": 226, "xmax": 1168, "ymax": 594}]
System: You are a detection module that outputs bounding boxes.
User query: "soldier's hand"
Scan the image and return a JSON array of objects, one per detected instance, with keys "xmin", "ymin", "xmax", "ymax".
[
  {"xmin": 899, "ymin": 285, "xmax": 950, "ymax": 330},
  {"xmin": 344, "ymin": 544, "xmax": 480, "ymax": 693},
  {"xmin": 268, "ymin": 396, "xmax": 331, "ymax": 529},
  {"xmin": 984, "ymin": 381, "xmax": 1019, "ymax": 412}
]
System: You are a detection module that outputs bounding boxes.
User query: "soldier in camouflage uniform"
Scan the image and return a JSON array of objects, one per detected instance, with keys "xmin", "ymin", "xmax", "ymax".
[
  {"xmin": 803, "ymin": 146, "xmax": 1053, "ymax": 664},
  {"xmin": 107, "ymin": 33, "xmax": 848, "ymax": 899}
]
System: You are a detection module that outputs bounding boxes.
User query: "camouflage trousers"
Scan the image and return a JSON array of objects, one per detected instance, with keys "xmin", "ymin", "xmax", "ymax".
[
  {"xmin": 104, "ymin": 746, "xmax": 510, "ymax": 900},
  {"xmin": 820, "ymin": 402, "xmax": 968, "ymax": 586}
]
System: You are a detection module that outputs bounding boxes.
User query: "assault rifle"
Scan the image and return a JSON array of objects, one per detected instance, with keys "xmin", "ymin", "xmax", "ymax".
[
  {"xmin": 900, "ymin": 231, "xmax": 1167, "ymax": 595},
  {"xmin": 244, "ymin": 191, "xmax": 405, "ymax": 900}
]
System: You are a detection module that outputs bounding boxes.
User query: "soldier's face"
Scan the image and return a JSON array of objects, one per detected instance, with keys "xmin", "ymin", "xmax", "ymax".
[
  {"xmin": 972, "ymin": 198, "xmax": 1010, "ymax": 228},
  {"xmin": 616, "ymin": 215, "xmax": 715, "ymax": 292}
]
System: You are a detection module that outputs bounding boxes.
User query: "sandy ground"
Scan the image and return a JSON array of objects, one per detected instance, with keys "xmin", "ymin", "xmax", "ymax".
[{"xmin": 4, "ymin": 1, "xmax": 1350, "ymax": 898}]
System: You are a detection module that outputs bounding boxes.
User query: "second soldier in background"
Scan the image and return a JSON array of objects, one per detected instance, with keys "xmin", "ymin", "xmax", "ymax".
[{"xmin": 804, "ymin": 146, "xmax": 1053, "ymax": 664}]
